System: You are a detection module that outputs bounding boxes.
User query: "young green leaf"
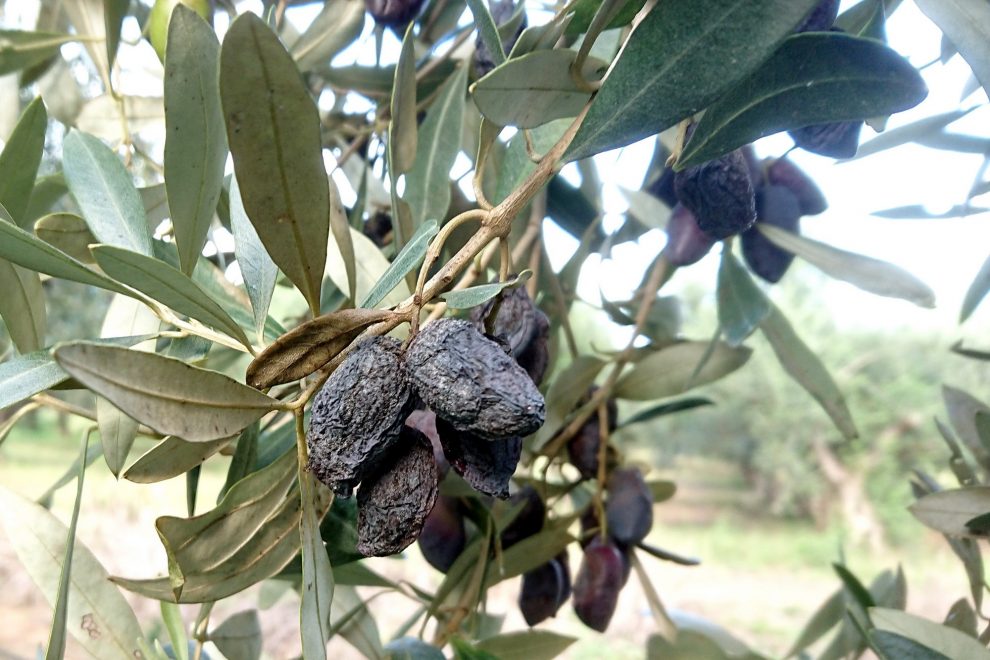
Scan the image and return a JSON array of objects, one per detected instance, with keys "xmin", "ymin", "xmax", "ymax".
[
  {"xmin": 246, "ymin": 308, "xmax": 391, "ymax": 388},
  {"xmin": 63, "ymin": 130, "xmax": 152, "ymax": 256},
  {"xmin": 359, "ymin": 219, "xmax": 438, "ymax": 309},
  {"xmin": 389, "ymin": 23, "xmax": 418, "ymax": 176},
  {"xmin": 228, "ymin": 175, "xmax": 278, "ymax": 338},
  {"xmin": 677, "ymin": 33, "xmax": 928, "ymax": 168},
  {"xmin": 440, "ymin": 271, "xmax": 532, "ymax": 309},
  {"xmin": 472, "ymin": 50, "xmax": 605, "ymax": 129},
  {"xmin": 717, "ymin": 249, "xmax": 770, "ymax": 347},
  {"xmin": 43, "ymin": 429, "xmax": 90, "ymax": 660},
  {"xmin": 0, "ymin": 30, "xmax": 77, "ymax": 75},
  {"xmin": 160, "ymin": 602, "xmax": 189, "ymax": 660},
  {"xmin": 915, "ymin": 0, "xmax": 990, "ymax": 100},
  {"xmin": 53, "ymin": 342, "xmax": 279, "ymax": 442},
  {"xmin": 34, "ymin": 213, "xmax": 97, "ymax": 263},
  {"xmin": 123, "ymin": 435, "xmax": 232, "ymax": 484},
  {"xmin": 220, "ymin": 12, "xmax": 329, "ymax": 316},
  {"xmin": 290, "ymin": 0, "xmax": 365, "ymax": 72},
  {"xmin": 299, "ymin": 468, "xmax": 334, "ymax": 660},
  {"xmin": 759, "ymin": 305, "xmax": 858, "ymax": 440},
  {"xmin": 405, "ymin": 65, "xmax": 468, "ymax": 228},
  {"xmin": 0, "ymin": 485, "xmax": 145, "ymax": 658},
  {"xmin": 757, "ymin": 224, "xmax": 935, "ymax": 308},
  {"xmin": 0, "ymin": 97, "xmax": 47, "ymax": 226},
  {"xmin": 567, "ymin": 0, "xmax": 822, "ymax": 161},
  {"xmin": 91, "ymin": 244, "xmax": 252, "ymax": 349},
  {"xmin": 165, "ymin": 5, "xmax": 227, "ymax": 277},
  {"xmin": 614, "ymin": 341, "xmax": 752, "ymax": 401}
]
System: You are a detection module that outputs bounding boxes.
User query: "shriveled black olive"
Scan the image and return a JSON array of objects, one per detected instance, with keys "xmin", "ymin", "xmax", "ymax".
[
  {"xmin": 435, "ymin": 416, "xmax": 521, "ymax": 499},
  {"xmin": 674, "ymin": 147, "xmax": 756, "ymax": 240}
]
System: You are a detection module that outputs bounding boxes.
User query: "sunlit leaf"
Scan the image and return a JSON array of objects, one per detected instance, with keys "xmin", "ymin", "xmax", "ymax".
[
  {"xmin": 758, "ymin": 224, "xmax": 935, "ymax": 308},
  {"xmin": 53, "ymin": 342, "xmax": 278, "ymax": 442},
  {"xmin": 0, "ymin": 351, "xmax": 67, "ymax": 411},
  {"xmin": 853, "ymin": 109, "xmax": 976, "ymax": 160},
  {"xmin": 915, "ymin": 0, "xmax": 990, "ymax": 99},
  {"xmin": 389, "ymin": 24, "xmax": 418, "ymax": 176},
  {"xmin": 165, "ymin": 5, "xmax": 227, "ymax": 277},
  {"xmin": 909, "ymin": 487, "xmax": 990, "ymax": 537},
  {"xmin": 290, "ymin": 0, "xmax": 364, "ymax": 72},
  {"xmin": 221, "ymin": 12, "xmax": 329, "ymax": 315},
  {"xmin": 567, "ymin": 0, "xmax": 821, "ymax": 161}
]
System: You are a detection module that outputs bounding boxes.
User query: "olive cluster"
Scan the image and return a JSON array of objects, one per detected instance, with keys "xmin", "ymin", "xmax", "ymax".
[{"xmin": 307, "ymin": 307, "xmax": 546, "ymax": 557}]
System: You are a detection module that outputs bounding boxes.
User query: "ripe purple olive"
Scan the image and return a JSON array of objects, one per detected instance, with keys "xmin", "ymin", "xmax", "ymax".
[
  {"xmin": 789, "ymin": 121, "xmax": 863, "ymax": 159},
  {"xmin": 518, "ymin": 554, "xmax": 571, "ymax": 626},
  {"xmin": 741, "ymin": 184, "xmax": 802, "ymax": 284},
  {"xmin": 605, "ymin": 468, "xmax": 654, "ymax": 546},
  {"xmin": 766, "ymin": 158, "xmax": 827, "ymax": 216},
  {"xmin": 662, "ymin": 204, "xmax": 716, "ymax": 267},
  {"xmin": 365, "ymin": 0, "xmax": 426, "ymax": 32},
  {"xmin": 501, "ymin": 485, "xmax": 545, "ymax": 549},
  {"xmin": 572, "ymin": 537, "xmax": 625, "ymax": 632},
  {"xmin": 418, "ymin": 495, "xmax": 467, "ymax": 572}
]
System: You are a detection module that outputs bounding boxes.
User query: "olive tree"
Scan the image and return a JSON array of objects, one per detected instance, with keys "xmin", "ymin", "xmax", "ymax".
[{"xmin": 1, "ymin": 0, "xmax": 988, "ymax": 657}]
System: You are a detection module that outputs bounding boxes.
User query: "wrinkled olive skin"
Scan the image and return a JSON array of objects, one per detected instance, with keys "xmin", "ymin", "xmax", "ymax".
[
  {"xmin": 789, "ymin": 120, "xmax": 863, "ymax": 158},
  {"xmin": 470, "ymin": 286, "xmax": 551, "ymax": 385},
  {"xmin": 418, "ymin": 494, "xmax": 467, "ymax": 572},
  {"xmin": 572, "ymin": 537, "xmax": 625, "ymax": 632},
  {"xmin": 674, "ymin": 147, "xmax": 757, "ymax": 240},
  {"xmin": 662, "ymin": 203, "xmax": 716, "ymax": 267},
  {"xmin": 766, "ymin": 158, "xmax": 827, "ymax": 216},
  {"xmin": 605, "ymin": 468, "xmax": 654, "ymax": 546},
  {"xmin": 742, "ymin": 184, "xmax": 802, "ymax": 284},
  {"xmin": 519, "ymin": 554, "xmax": 571, "ymax": 626},
  {"xmin": 434, "ymin": 416, "xmax": 522, "ymax": 499},
  {"xmin": 647, "ymin": 166, "xmax": 678, "ymax": 209}
]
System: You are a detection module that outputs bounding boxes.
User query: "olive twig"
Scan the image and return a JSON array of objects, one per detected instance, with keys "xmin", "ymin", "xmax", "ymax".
[{"xmin": 594, "ymin": 399, "xmax": 611, "ymax": 541}]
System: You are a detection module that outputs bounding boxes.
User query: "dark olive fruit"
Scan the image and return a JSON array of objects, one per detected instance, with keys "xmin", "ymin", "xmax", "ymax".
[
  {"xmin": 405, "ymin": 409, "xmax": 448, "ymax": 475},
  {"xmin": 795, "ymin": 0, "xmax": 840, "ymax": 33},
  {"xmin": 435, "ymin": 416, "xmax": 522, "ymax": 499},
  {"xmin": 741, "ymin": 185, "xmax": 802, "ymax": 284},
  {"xmin": 518, "ymin": 554, "xmax": 571, "ymax": 626},
  {"xmin": 365, "ymin": 0, "xmax": 426, "ymax": 31},
  {"xmin": 406, "ymin": 318, "xmax": 545, "ymax": 440},
  {"xmin": 741, "ymin": 144, "xmax": 763, "ymax": 185},
  {"xmin": 789, "ymin": 120, "xmax": 863, "ymax": 159},
  {"xmin": 356, "ymin": 426, "xmax": 439, "ymax": 557},
  {"xmin": 605, "ymin": 468, "xmax": 653, "ymax": 546},
  {"xmin": 418, "ymin": 494, "xmax": 467, "ymax": 572},
  {"xmin": 662, "ymin": 203, "xmax": 716, "ymax": 267},
  {"xmin": 646, "ymin": 166, "xmax": 678, "ymax": 209},
  {"xmin": 500, "ymin": 485, "xmax": 545, "ymax": 549},
  {"xmin": 470, "ymin": 286, "xmax": 551, "ymax": 386},
  {"xmin": 565, "ymin": 387, "xmax": 619, "ymax": 480},
  {"xmin": 766, "ymin": 158, "xmax": 827, "ymax": 216},
  {"xmin": 674, "ymin": 147, "xmax": 756, "ymax": 240},
  {"xmin": 474, "ymin": 0, "xmax": 527, "ymax": 78},
  {"xmin": 515, "ymin": 307, "xmax": 550, "ymax": 386},
  {"xmin": 572, "ymin": 537, "xmax": 625, "ymax": 632},
  {"xmin": 363, "ymin": 210, "xmax": 393, "ymax": 248},
  {"xmin": 579, "ymin": 506, "xmax": 601, "ymax": 548},
  {"xmin": 308, "ymin": 336, "xmax": 415, "ymax": 497}
]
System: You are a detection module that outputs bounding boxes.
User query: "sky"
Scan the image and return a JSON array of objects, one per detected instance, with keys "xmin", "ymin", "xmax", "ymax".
[{"xmin": 3, "ymin": 0, "xmax": 989, "ymax": 340}]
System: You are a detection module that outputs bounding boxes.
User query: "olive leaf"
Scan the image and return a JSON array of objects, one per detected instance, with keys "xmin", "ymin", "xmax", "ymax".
[
  {"xmin": 0, "ymin": 96, "xmax": 47, "ymax": 226},
  {"xmin": 0, "ymin": 352, "xmax": 67, "ymax": 411},
  {"xmin": 614, "ymin": 341, "xmax": 752, "ymax": 401},
  {"xmin": 440, "ymin": 271, "xmax": 533, "ymax": 309},
  {"xmin": 870, "ymin": 607, "xmax": 990, "ymax": 659},
  {"xmin": 221, "ymin": 12, "xmax": 329, "ymax": 316},
  {"xmin": 476, "ymin": 631, "xmax": 577, "ymax": 660},
  {"xmin": 361, "ymin": 219, "xmax": 439, "ymax": 309},
  {"xmin": 228, "ymin": 175, "xmax": 278, "ymax": 338},
  {"xmin": 533, "ymin": 355, "xmax": 606, "ymax": 451},
  {"xmin": 246, "ymin": 308, "xmax": 391, "ymax": 388},
  {"xmin": 300, "ymin": 469, "xmax": 334, "ymax": 660},
  {"xmin": 123, "ymin": 436, "xmax": 232, "ymax": 484},
  {"xmin": 466, "ymin": 0, "xmax": 507, "ymax": 70},
  {"xmin": 909, "ymin": 487, "xmax": 990, "ymax": 537},
  {"xmin": 757, "ymin": 223, "xmax": 936, "ymax": 308},
  {"xmin": 209, "ymin": 610, "xmax": 262, "ymax": 660},
  {"xmin": 0, "ymin": 30, "xmax": 78, "ymax": 75},
  {"xmin": 915, "ymin": 0, "xmax": 990, "ymax": 99},
  {"xmin": 290, "ymin": 0, "xmax": 365, "ymax": 72},
  {"xmin": 34, "ymin": 213, "xmax": 96, "ymax": 263},
  {"xmin": 328, "ymin": 228, "xmax": 412, "ymax": 310},
  {"xmin": 164, "ymin": 5, "xmax": 227, "ymax": 277},
  {"xmin": 0, "ymin": 241, "xmax": 46, "ymax": 353},
  {"xmin": 717, "ymin": 249, "xmax": 771, "ymax": 347},
  {"xmin": 53, "ymin": 342, "xmax": 279, "ymax": 442}
]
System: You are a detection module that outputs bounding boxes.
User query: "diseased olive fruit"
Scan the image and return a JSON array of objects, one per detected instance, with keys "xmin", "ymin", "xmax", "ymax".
[
  {"xmin": 674, "ymin": 147, "xmax": 756, "ymax": 240},
  {"xmin": 470, "ymin": 286, "xmax": 551, "ymax": 386},
  {"xmin": 418, "ymin": 494, "xmax": 466, "ymax": 572},
  {"xmin": 662, "ymin": 203, "xmax": 716, "ymax": 267},
  {"xmin": 605, "ymin": 468, "xmax": 653, "ymax": 546},
  {"xmin": 356, "ymin": 426, "xmax": 439, "ymax": 557},
  {"xmin": 474, "ymin": 0, "xmax": 527, "ymax": 78},
  {"xmin": 789, "ymin": 121, "xmax": 863, "ymax": 158},
  {"xmin": 308, "ymin": 336, "xmax": 415, "ymax": 497},
  {"xmin": 406, "ymin": 318, "xmax": 545, "ymax": 440},
  {"xmin": 435, "ymin": 416, "xmax": 522, "ymax": 499},
  {"xmin": 795, "ymin": 0, "xmax": 840, "ymax": 33},
  {"xmin": 365, "ymin": 0, "xmax": 426, "ymax": 31},
  {"xmin": 572, "ymin": 537, "xmax": 625, "ymax": 632},
  {"xmin": 741, "ymin": 184, "xmax": 802, "ymax": 283},
  {"xmin": 519, "ymin": 554, "xmax": 571, "ymax": 626},
  {"xmin": 766, "ymin": 158, "xmax": 827, "ymax": 216},
  {"xmin": 500, "ymin": 485, "xmax": 545, "ymax": 549}
]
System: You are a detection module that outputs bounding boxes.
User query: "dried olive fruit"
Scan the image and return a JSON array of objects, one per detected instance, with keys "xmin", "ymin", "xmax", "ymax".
[
  {"xmin": 363, "ymin": 210, "xmax": 393, "ymax": 248},
  {"xmin": 767, "ymin": 158, "xmax": 828, "ymax": 216},
  {"xmin": 406, "ymin": 409, "xmax": 448, "ymax": 475},
  {"xmin": 605, "ymin": 468, "xmax": 653, "ymax": 546},
  {"xmin": 307, "ymin": 336, "xmax": 415, "ymax": 497},
  {"xmin": 566, "ymin": 387, "xmax": 619, "ymax": 480},
  {"xmin": 356, "ymin": 426, "xmax": 439, "ymax": 557},
  {"xmin": 662, "ymin": 203, "xmax": 716, "ymax": 267},
  {"xmin": 365, "ymin": 0, "xmax": 426, "ymax": 31},
  {"xmin": 500, "ymin": 485, "xmax": 545, "ymax": 549},
  {"xmin": 519, "ymin": 555, "xmax": 571, "ymax": 626},
  {"xmin": 418, "ymin": 494, "xmax": 467, "ymax": 572},
  {"xmin": 474, "ymin": 0, "xmax": 527, "ymax": 78},
  {"xmin": 741, "ymin": 185, "xmax": 802, "ymax": 284},
  {"xmin": 795, "ymin": 0, "xmax": 840, "ymax": 33},
  {"xmin": 435, "ymin": 416, "xmax": 521, "ymax": 499},
  {"xmin": 406, "ymin": 318, "xmax": 546, "ymax": 440},
  {"xmin": 470, "ymin": 286, "xmax": 550, "ymax": 385},
  {"xmin": 646, "ymin": 166, "xmax": 678, "ymax": 209},
  {"xmin": 674, "ymin": 147, "xmax": 756, "ymax": 240},
  {"xmin": 789, "ymin": 120, "xmax": 863, "ymax": 159},
  {"xmin": 572, "ymin": 537, "xmax": 625, "ymax": 632}
]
